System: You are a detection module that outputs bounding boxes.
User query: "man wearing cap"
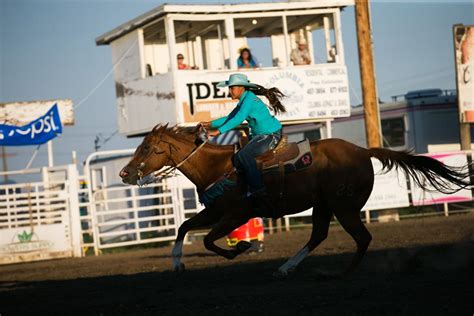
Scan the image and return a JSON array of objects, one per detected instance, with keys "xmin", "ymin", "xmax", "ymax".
[
  {"xmin": 290, "ymin": 38, "xmax": 312, "ymax": 65},
  {"xmin": 200, "ymin": 73, "xmax": 286, "ymax": 214}
]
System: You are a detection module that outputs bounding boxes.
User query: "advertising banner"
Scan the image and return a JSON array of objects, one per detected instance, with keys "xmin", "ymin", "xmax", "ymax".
[
  {"xmin": 453, "ymin": 25, "xmax": 474, "ymax": 123},
  {"xmin": 411, "ymin": 152, "xmax": 472, "ymax": 206},
  {"xmin": 0, "ymin": 104, "xmax": 62, "ymax": 146},
  {"xmin": 363, "ymin": 159, "xmax": 410, "ymax": 211},
  {"xmin": 175, "ymin": 65, "xmax": 350, "ymax": 124}
]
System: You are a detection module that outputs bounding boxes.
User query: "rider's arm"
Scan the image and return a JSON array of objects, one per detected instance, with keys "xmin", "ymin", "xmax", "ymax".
[
  {"xmin": 216, "ymin": 101, "xmax": 252, "ymax": 134},
  {"xmin": 210, "ymin": 104, "xmax": 241, "ymax": 129},
  {"xmin": 210, "ymin": 117, "xmax": 228, "ymax": 129}
]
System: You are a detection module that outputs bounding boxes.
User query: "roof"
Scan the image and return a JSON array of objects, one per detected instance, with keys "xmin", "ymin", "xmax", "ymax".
[{"xmin": 96, "ymin": 1, "xmax": 354, "ymax": 45}]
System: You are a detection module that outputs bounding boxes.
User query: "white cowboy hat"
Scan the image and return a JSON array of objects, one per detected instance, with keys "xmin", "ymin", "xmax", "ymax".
[
  {"xmin": 217, "ymin": 73, "xmax": 258, "ymax": 88},
  {"xmin": 297, "ymin": 38, "xmax": 307, "ymax": 45},
  {"xmin": 237, "ymin": 45, "xmax": 251, "ymax": 54}
]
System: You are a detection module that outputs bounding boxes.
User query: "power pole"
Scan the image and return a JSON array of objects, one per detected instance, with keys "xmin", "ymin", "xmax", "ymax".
[
  {"xmin": 453, "ymin": 24, "xmax": 472, "ymax": 151},
  {"xmin": 355, "ymin": 0, "xmax": 382, "ymax": 148},
  {"xmin": 1, "ymin": 147, "xmax": 9, "ymax": 182},
  {"xmin": 459, "ymin": 124, "xmax": 471, "ymax": 150}
]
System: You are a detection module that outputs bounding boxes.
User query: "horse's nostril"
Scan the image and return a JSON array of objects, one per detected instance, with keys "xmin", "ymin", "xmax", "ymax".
[{"xmin": 120, "ymin": 169, "xmax": 129, "ymax": 178}]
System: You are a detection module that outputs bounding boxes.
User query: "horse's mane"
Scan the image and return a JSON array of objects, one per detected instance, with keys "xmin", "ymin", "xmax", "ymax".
[{"xmin": 155, "ymin": 124, "xmax": 235, "ymax": 151}]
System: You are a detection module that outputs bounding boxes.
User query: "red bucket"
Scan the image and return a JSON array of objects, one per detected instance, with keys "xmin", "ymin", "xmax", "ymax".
[{"xmin": 226, "ymin": 217, "xmax": 264, "ymax": 247}]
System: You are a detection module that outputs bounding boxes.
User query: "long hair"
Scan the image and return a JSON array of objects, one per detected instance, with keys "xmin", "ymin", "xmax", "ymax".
[
  {"xmin": 239, "ymin": 48, "xmax": 254, "ymax": 63},
  {"xmin": 249, "ymin": 84, "xmax": 287, "ymax": 115}
]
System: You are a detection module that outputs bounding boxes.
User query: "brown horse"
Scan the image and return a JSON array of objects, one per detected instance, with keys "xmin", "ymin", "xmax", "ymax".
[{"xmin": 120, "ymin": 124, "xmax": 471, "ymax": 277}]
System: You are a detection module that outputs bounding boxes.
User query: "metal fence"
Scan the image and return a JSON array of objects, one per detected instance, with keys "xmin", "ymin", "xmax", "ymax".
[
  {"xmin": 80, "ymin": 150, "xmax": 203, "ymax": 255},
  {"xmin": 2, "ymin": 148, "xmax": 473, "ymax": 264},
  {"xmin": 0, "ymin": 165, "xmax": 82, "ymax": 264}
]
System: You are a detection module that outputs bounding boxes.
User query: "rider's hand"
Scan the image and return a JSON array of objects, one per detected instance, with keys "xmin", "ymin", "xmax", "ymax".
[
  {"xmin": 200, "ymin": 121, "xmax": 212, "ymax": 129},
  {"xmin": 207, "ymin": 129, "xmax": 220, "ymax": 137}
]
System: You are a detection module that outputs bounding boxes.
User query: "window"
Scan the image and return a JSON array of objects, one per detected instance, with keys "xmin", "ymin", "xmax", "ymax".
[
  {"xmin": 182, "ymin": 188, "xmax": 197, "ymax": 210},
  {"xmin": 287, "ymin": 13, "xmax": 338, "ymax": 65},
  {"xmin": 304, "ymin": 129, "xmax": 321, "ymax": 141},
  {"xmin": 234, "ymin": 16, "xmax": 284, "ymax": 68},
  {"xmin": 382, "ymin": 117, "xmax": 405, "ymax": 147}
]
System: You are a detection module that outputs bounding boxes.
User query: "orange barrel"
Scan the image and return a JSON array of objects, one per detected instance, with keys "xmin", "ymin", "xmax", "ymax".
[{"xmin": 226, "ymin": 217, "xmax": 264, "ymax": 247}]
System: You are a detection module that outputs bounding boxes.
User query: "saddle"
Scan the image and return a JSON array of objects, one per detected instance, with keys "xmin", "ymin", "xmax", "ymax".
[
  {"xmin": 199, "ymin": 135, "xmax": 313, "ymax": 212},
  {"xmin": 256, "ymin": 135, "xmax": 313, "ymax": 173}
]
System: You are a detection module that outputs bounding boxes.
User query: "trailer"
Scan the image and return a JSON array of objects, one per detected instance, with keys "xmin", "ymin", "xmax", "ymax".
[{"xmin": 332, "ymin": 89, "xmax": 473, "ymax": 153}]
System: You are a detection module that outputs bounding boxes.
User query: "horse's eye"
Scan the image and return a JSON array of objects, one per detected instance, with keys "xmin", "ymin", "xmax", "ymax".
[{"xmin": 143, "ymin": 145, "xmax": 150, "ymax": 151}]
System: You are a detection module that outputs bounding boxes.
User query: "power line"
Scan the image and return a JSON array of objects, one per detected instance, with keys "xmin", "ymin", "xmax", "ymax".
[{"xmin": 94, "ymin": 129, "xmax": 118, "ymax": 152}]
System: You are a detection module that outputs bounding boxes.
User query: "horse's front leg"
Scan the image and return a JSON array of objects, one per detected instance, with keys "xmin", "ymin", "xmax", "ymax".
[
  {"xmin": 172, "ymin": 207, "xmax": 218, "ymax": 272},
  {"xmin": 203, "ymin": 215, "xmax": 252, "ymax": 260}
]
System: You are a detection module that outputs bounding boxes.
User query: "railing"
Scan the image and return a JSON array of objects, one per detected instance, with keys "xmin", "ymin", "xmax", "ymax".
[
  {"xmin": 0, "ymin": 165, "xmax": 82, "ymax": 264},
  {"xmin": 89, "ymin": 181, "xmax": 180, "ymax": 251},
  {"xmin": 0, "ymin": 180, "xmax": 68, "ymax": 230}
]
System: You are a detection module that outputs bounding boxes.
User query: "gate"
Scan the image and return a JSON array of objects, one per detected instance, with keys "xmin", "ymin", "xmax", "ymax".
[
  {"xmin": 82, "ymin": 150, "xmax": 203, "ymax": 255},
  {"xmin": 0, "ymin": 165, "xmax": 82, "ymax": 264}
]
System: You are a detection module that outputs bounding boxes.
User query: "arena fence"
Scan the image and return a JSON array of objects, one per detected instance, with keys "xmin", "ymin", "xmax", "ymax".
[
  {"xmin": 0, "ymin": 165, "xmax": 82, "ymax": 264},
  {"xmin": 81, "ymin": 150, "xmax": 203, "ymax": 255},
  {"xmin": 1, "ymin": 149, "xmax": 473, "ymax": 264}
]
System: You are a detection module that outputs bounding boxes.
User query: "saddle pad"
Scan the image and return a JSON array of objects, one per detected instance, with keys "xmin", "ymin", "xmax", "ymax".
[{"xmin": 262, "ymin": 139, "xmax": 313, "ymax": 173}]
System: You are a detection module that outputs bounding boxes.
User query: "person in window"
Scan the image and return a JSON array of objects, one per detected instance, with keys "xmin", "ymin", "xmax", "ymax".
[
  {"xmin": 200, "ymin": 73, "xmax": 286, "ymax": 214},
  {"xmin": 237, "ymin": 48, "xmax": 258, "ymax": 69},
  {"xmin": 177, "ymin": 53, "xmax": 192, "ymax": 70},
  {"xmin": 290, "ymin": 38, "xmax": 311, "ymax": 65}
]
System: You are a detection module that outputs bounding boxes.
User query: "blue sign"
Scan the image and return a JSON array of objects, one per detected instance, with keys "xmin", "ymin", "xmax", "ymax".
[{"xmin": 0, "ymin": 104, "xmax": 63, "ymax": 146}]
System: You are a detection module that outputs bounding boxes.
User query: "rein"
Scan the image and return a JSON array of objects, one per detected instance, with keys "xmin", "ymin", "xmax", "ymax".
[{"xmin": 137, "ymin": 138, "xmax": 209, "ymax": 186}]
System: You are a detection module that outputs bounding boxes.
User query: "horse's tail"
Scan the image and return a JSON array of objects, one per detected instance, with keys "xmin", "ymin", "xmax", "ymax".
[{"xmin": 367, "ymin": 148, "xmax": 472, "ymax": 194}]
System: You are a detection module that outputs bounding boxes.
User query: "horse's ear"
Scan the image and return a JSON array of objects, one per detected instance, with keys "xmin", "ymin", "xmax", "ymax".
[
  {"xmin": 152, "ymin": 123, "xmax": 161, "ymax": 132},
  {"xmin": 157, "ymin": 123, "xmax": 169, "ymax": 133}
]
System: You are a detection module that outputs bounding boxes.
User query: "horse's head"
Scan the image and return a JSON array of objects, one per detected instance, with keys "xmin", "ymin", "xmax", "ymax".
[{"xmin": 120, "ymin": 124, "xmax": 174, "ymax": 185}]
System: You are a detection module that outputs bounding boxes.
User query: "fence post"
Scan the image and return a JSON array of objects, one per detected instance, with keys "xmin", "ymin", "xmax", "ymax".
[
  {"xmin": 365, "ymin": 209, "xmax": 371, "ymax": 223},
  {"xmin": 443, "ymin": 203, "xmax": 449, "ymax": 217},
  {"xmin": 67, "ymin": 164, "xmax": 83, "ymax": 257}
]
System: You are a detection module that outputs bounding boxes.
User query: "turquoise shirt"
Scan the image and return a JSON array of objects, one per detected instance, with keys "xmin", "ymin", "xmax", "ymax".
[{"xmin": 211, "ymin": 90, "xmax": 282, "ymax": 136}]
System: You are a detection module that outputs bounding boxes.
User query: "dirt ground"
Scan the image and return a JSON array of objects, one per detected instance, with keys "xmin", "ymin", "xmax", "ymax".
[{"xmin": 1, "ymin": 213, "xmax": 473, "ymax": 315}]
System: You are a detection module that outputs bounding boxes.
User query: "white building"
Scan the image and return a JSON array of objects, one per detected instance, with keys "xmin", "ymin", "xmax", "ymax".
[{"xmin": 96, "ymin": 1, "xmax": 354, "ymax": 138}]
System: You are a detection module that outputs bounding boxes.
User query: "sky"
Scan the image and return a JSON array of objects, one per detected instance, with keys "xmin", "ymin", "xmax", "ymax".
[{"xmin": 1, "ymin": 0, "xmax": 473, "ymax": 175}]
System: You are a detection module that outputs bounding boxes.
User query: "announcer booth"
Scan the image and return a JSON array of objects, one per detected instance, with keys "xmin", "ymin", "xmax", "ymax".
[{"xmin": 96, "ymin": 1, "xmax": 353, "ymax": 139}]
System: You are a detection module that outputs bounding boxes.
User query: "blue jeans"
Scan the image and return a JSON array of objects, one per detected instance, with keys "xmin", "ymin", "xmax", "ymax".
[{"xmin": 233, "ymin": 131, "xmax": 281, "ymax": 193}]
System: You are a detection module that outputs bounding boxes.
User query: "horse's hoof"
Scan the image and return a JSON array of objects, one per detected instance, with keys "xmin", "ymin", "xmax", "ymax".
[
  {"xmin": 272, "ymin": 269, "xmax": 289, "ymax": 279},
  {"xmin": 312, "ymin": 269, "xmax": 338, "ymax": 280},
  {"xmin": 236, "ymin": 241, "xmax": 252, "ymax": 253},
  {"xmin": 174, "ymin": 262, "xmax": 185, "ymax": 273}
]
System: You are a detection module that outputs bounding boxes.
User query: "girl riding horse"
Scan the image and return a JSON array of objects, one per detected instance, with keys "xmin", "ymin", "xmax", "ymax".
[{"xmin": 200, "ymin": 73, "xmax": 286, "ymax": 214}]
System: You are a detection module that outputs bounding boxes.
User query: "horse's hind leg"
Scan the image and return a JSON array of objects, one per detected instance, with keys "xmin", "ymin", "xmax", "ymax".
[
  {"xmin": 172, "ymin": 207, "xmax": 219, "ymax": 272},
  {"xmin": 274, "ymin": 206, "xmax": 332, "ymax": 277},
  {"xmin": 333, "ymin": 208, "xmax": 372, "ymax": 275}
]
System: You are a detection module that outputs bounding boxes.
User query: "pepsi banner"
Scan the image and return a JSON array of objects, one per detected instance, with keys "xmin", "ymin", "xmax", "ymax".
[{"xmin": 0, "ymin": 104, "xmax": 62, "ymax": 146}]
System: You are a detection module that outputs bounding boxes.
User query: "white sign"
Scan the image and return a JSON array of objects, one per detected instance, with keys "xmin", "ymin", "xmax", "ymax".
[
  {"xmin": 175, "ymin": 65, "xmax": 350, "ymax": 124},
  {"xmin": 411, "ymin": 152, "xmax": 472, "ymax": 206},
  {"xmin": 0, "ymin": 99, "xmax": 74, "ymax": 126},
  {"xmin": 363, "ymin": 159, "xmax": 410, "ymax": 211},
  {"xmin": 0, "ymin": 224, "xmax": 71, "ymax": 255},
  {"xmin": 454, "ymin": 25, "xmax": 474, "ymax": 123}
]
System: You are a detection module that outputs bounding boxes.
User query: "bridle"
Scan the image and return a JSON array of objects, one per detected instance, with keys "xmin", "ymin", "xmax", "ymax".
[{"xmin": 135, "ymin": 130, "xmax": 209, "ymax": 186}]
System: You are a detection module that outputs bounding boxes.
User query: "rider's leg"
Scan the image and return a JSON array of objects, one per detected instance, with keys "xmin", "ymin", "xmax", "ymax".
[{"xmin": 234, "ymin": 134, "xmax": 274, "ymax": 194}]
